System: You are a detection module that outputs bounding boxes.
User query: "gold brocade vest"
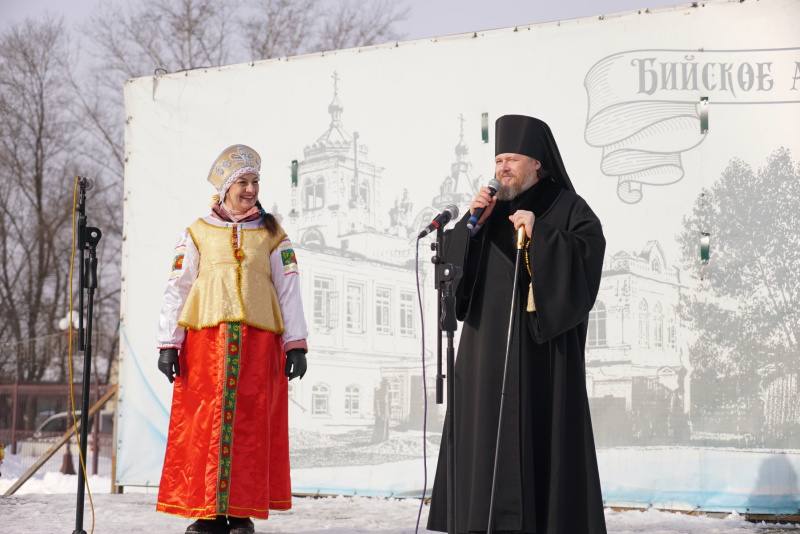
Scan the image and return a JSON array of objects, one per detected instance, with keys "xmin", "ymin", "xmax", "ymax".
[{"xmin": 178, "ymin": 218, "xmax": 287, "ymax": 333}]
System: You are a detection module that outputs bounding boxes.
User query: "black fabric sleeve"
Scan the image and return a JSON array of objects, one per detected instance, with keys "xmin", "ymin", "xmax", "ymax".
[
  {"xmin": 527, "ymin": 197, "xmax": 605, "ymax": 343},
  {"xmin": 442, "ymin": 213, "xmax": 486, "ymax": 321}
]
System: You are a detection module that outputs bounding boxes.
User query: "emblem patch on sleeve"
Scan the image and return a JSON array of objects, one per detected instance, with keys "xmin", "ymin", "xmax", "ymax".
[
  {"xmin": 169, "ymin": 245, "xmax": 186, "ymax": 280},
  {"xmin": 279, "ymin": 238, "xmax": 298, "ymax": 276}
]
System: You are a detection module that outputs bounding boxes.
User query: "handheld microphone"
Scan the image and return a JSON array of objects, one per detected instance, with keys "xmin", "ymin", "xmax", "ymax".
[
  {"xmin": 466, "ymin": 178, "xmax": 501, "ymax": 230},
  {"xmin": 418, "ymin": 204, "xmax": 459, "ymax": 239},
  {"xmin": 78, "ymin": 176, "xmax": 94, "ymax": 191}
]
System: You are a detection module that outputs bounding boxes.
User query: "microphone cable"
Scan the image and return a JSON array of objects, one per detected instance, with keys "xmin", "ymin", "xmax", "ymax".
[
  {"xmin": 414, "ymin": 235, "xmax": 428, "ymax": 534},
  {"xmin": 67, "ymin": 177, "xmax": 97, "ymax": 534}
]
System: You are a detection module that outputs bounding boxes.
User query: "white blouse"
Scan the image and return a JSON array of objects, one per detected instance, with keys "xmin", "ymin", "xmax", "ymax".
[{"xmin": 156, "ymin": 215, "xmax": 308, "ymax": 351}]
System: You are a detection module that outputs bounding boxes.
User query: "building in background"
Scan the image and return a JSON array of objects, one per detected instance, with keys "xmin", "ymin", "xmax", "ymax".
[
  {"xmin": 586, "ymin": 241, "xmax": 688, "ymax": 446},
  {"xmin": 283, "ymin": 74, "xmax": 465, "ymax": 436}
]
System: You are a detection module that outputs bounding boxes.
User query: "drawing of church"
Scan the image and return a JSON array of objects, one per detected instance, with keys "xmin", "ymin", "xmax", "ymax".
[
  {"xmin": 586, "ymin": 242, "xmax": 689, "ymax": 446},
  {"xmin": 281, "ymin": 74, "xmax": 444, "ymax": 437}
]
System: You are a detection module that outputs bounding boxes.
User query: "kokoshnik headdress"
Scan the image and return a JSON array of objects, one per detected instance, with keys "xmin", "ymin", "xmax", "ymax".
[
  {"xmin": 495, "ymin": 115, "xmax": 575, "ymax": 193},
  {"xmin": 207, "ymin": 144, "xmax": 262, "ymax": 204}
]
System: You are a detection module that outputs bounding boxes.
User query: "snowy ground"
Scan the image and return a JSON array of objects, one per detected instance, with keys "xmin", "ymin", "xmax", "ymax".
[{"xmin": 2, "ymin": 452, "xmax": 799, "ymax": 534}]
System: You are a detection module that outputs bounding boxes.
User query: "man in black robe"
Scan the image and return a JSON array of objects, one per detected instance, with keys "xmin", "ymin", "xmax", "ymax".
[{"xmin": 427, "ymin": 115, "xmax": 607, "ymax": 534}]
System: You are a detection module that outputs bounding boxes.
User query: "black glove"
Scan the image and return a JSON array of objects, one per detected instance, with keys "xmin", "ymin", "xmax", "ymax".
[
  {"xmin": 158, "ymin": 348, "xmax": 181, "ymax": 383},
  {"xmin": 285, "ymin": 349, "xmax": 307, "ymax": 381}
]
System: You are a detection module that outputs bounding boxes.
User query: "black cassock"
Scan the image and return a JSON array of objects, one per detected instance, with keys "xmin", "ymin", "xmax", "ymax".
[{"xmin": 427, "ymin": 178, "xmax": 607, "ymax": 534}]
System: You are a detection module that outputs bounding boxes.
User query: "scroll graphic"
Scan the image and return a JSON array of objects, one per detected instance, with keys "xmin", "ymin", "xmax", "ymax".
[{"xmin": 584, "ymin": 48, "xmax": 800, "ymax": 203}]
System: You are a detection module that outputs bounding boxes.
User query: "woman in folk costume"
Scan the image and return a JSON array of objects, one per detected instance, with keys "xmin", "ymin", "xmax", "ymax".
[{"xmin": 155, "ymin": 144, "xmax": 309, "ymax": 534}]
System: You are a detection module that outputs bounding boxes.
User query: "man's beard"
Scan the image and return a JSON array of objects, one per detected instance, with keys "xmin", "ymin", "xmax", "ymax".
[{"xmin": 496, "ymin": 169, "xmax": 536, "ymax": 201}]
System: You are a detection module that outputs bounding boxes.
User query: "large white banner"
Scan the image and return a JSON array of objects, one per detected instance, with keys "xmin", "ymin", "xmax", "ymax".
[{"xmin": 119, "ymin": 0, "xmax": 800, "ymax": 513}]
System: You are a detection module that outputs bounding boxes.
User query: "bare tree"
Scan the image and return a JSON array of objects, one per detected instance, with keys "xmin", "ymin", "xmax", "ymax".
[
  {"xmin": 244, "ymin": 0, "xmax": 409, "ymax": 60},
  {"xmin": 66, "ymin": 59, "xmax": 127, "ymax": 386},
  {"xmin": 74, "ymin": 0, "xmax": 243, "ymax": 190},
  {"xmin": 69, "ymin": 70, "xmax": 126, "ymax": 181},
  {"xmin": 88, "ymin": 0, "xmax": 409, "ymax": 71},
  {"xmin": 88, "ymin": 0, "xmax": 241, "ymax": 79},
  {"xmin": 0, "ymin": 16, "xmax": 80, "ymax": 382},
  {"xmin": 316, "ymin": 0, "xmax": 409, "ymax": 53},
  {"xmin": 243, "ymin": 0, "xmax": 318, "ymax": 59}
]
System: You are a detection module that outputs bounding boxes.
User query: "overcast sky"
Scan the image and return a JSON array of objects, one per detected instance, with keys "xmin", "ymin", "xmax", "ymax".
[{"xmin": 2, "ymin": 0, "xmax": 682, "ymax": 41}]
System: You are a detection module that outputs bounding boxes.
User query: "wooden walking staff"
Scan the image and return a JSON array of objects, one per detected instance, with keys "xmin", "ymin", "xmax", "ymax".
[{"xmin": 486, "ymin": 226, "xmax": 527, "ymax": 533}]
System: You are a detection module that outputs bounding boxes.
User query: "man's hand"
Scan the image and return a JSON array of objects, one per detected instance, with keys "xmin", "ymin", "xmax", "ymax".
[
  {"xmin": 158, "ymin": 348, "xmax": 180, "ymax": 383},
  {"xmin": 470, "ymin": 186, "xmax": 498, "ymax": 227},
  {"xmin": 285, "ymin": 349, "xmax": 307, "ymax": 381},
  {"xmin": 509, "ymin": 210, "xmax": 535, "ymax": 238}
]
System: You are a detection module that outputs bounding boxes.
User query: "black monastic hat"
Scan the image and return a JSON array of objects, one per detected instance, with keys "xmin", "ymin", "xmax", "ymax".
[{"xmin": 495, "ymin": 114, "xmax": 575, "ymax": 192}]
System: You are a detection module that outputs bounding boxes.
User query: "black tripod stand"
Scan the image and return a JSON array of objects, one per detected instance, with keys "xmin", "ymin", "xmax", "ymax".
[
  {"xmin": 73, "ymin": 176, "xmax": 102, "ymax": 534},
  {"xmin": 431, "ymin": 228, "xmax": 462, "ymax": 534}
]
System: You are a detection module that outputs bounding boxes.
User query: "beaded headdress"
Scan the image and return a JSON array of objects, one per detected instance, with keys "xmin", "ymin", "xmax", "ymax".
[{"xmin": 207, "ymin": 144, "xmax": 261, "ymax": 204}]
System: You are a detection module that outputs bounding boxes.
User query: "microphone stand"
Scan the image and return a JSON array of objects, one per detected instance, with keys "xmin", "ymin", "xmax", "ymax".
[
  {"xmin": 431, "ymin": 228, "xmax": 462, "ymax": 534},
  {"xmin": 486, "ymin": 227, "xmax": 526, "ymax": 534},
  {"xmin": 73, "ymin": 177, "xmax": 102, "ymax": 534}
]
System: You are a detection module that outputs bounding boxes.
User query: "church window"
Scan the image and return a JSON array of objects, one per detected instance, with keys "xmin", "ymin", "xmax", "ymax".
[
  {"xmin": 304, "ymin": 176, "xmax": 325, "ymax": 210},
  {"xmin": 441, "ymin": 177, "xmax": 454, "ymax": 195},
  {"xmin": 651, "ymin": 258, "xmax": 661, "ymax": 273},
  {"xmin": 400, "ymin": 291, "xmax": 415, "ymax": 336},
  {"xmin": 638, "ymin": 300, "xmax": 649, "ymax": 347},
  {"xmin": 313, "ymin": 277, "xmax": 337, "ymax": 329},
  {"xmin": 346, "ymin": 282, "xmax": 364, "ymax": 333},
  {"xmin": 344, "ymin": 384, "xmax": 360, "ymax": 415},
  {"xmin": 302, "ymin": 227, "xmax": 325, "ymax": 246},
  {"xmin": 312, "ymin": 383, "xmax": 329, "ymax": 416},
  {"xmin": 666, "ymin": 313, "xmax": 677, "ymax": 349},
  {"xmin": 375, "ymin": 287, "xmax": 392, "ymax": 334},
  {"xmin": 359, "ymin": 180, "xmax": 370, "ymax": 205},
  {"xmin": 588, "ymin": 301, "xmax": 606, "ymax": 347},
  {"xmin": 653, "ymin": 302, "xmax": 663, "ymax": 349},
  {"xmin": 303, "ymin": 178, "xmax": 312, "ymax": 209}
]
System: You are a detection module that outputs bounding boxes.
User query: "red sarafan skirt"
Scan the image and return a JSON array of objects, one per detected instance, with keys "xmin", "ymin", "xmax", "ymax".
[{"xmin": 156, "ymin": 322, "xmax": 290, "ymax": 519}]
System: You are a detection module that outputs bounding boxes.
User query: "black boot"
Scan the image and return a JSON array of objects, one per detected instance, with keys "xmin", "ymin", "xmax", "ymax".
[
  {"xmin": 227, "ymin": 516, "xmax": 255, "ymax": 534},
  {"xmin": 186, "ymin": 515, "xmax": 229, "ymax": 534}
]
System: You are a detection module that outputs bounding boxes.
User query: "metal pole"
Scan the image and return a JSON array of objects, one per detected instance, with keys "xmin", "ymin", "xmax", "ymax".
[
  {"xmin": 77, "ymin": 185, "xmax": 86, "ymax": 353},
  {"xmin": 445, "ymin": 326, "xmax": 456, "ymax": 534},
  {"xmin": 72, "ymin": 177, "xmax": 101, "ymax": 534},
  {"xmin": 434, "ymin": 237, "xmax": 443, "ymax": 406},
  {"xmin": 74, "ymin": 250, "xmax": 96, "ymax": 534},
  {"xmin": 486, "ymin": 227, "xmax": 526, "ymax": 533},
  {"xmin": 432, "ymin": 226, "xmax": 462, "ymax": 534}
]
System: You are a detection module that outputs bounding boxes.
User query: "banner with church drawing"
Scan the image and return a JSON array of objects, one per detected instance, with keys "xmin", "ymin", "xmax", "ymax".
[{"xmin": 118, "ymin": 0, "xmax": 800, "ymax": 513}]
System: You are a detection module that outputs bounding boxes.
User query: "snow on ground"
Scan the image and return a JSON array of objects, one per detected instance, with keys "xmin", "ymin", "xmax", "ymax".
[{"xmin": 1, "ymin": 452, "xmax": 799, "ymax": 534}]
